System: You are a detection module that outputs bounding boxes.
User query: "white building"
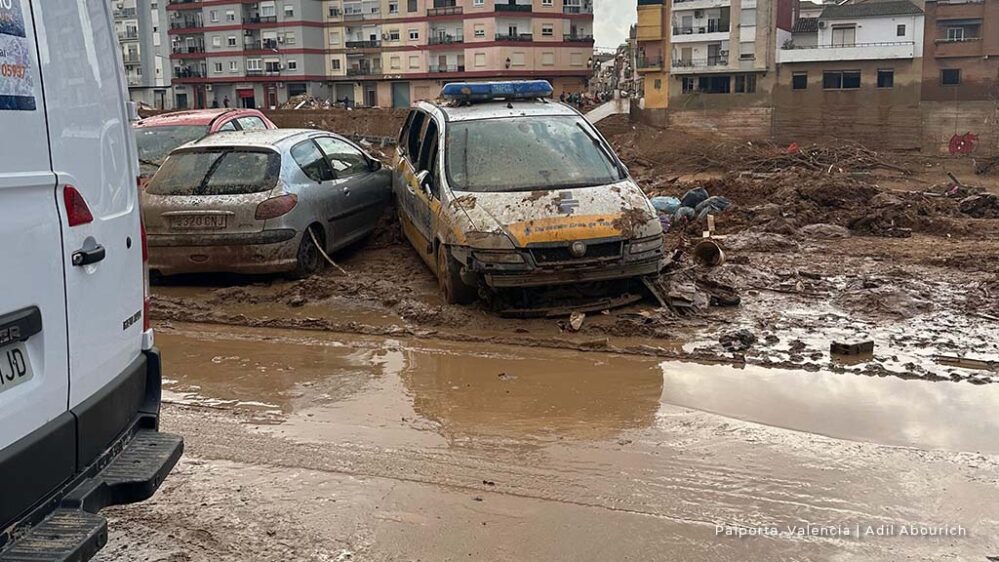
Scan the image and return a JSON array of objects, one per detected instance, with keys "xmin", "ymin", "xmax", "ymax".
[{"xmin": 113, "ymin": 0, "xmax": 174, "ymax": 109}]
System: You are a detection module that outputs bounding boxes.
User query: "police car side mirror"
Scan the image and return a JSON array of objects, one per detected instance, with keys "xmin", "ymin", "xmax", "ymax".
[{"xmin": 368, "ymin": 158, "xmax": 382, "ymax": 172}]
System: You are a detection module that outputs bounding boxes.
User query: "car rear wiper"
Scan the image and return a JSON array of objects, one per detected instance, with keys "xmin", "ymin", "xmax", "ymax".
[{"xmin": 575, "ymin": 122, "xmax": 626, "ymax": 179}]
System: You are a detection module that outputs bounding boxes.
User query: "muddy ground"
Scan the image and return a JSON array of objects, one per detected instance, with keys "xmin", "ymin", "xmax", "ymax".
[{"xmin": 97, "ymin": 113, "xmax": 999, "ymax": 561}]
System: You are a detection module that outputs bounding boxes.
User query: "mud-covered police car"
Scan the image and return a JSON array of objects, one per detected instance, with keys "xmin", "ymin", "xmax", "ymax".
[{"xmin": 393, "ymin": 80, "xmax": 665, "ymax": 305}]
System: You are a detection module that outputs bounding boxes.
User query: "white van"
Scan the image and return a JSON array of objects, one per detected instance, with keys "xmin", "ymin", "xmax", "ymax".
[{"xmin": 0, "ymin": 1, "xmax": 181, "ymax": 560}]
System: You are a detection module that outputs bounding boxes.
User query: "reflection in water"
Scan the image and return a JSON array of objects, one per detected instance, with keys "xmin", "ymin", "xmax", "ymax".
[{"xmin": 660, "ymin": 362, "xmax": 999, "ymax": 453}]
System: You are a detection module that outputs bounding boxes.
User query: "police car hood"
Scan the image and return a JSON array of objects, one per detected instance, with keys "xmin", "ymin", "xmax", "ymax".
[{"xmin": 447, "ymin": 180, "xmax": 661, "ymax": 248}]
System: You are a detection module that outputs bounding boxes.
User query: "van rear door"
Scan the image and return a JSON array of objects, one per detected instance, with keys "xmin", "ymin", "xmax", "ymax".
[
  {"xmin": 0, "ymin": 0, "xmax": 73, "ymax": 527},
  {"xmin": 32, "ymin": 0, "xmax": 146, "ymax": 467}
]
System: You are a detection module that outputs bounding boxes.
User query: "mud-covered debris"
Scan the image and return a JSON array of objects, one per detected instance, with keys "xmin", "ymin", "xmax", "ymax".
[
  {"xmin": 287, "ymin": 295, "xmax": 307, "ymax": 308},
  {"xmin": 831, "ymin": 339, "xmax": 875, "ymax": 355},
  {"xmin": 720, "ymin": 329, "xmax": 757, "ymax": 352},
  {"xmin": 569, "ymin": 312, "xmax": 586, "ymax": 332},
  {"xmin": 695, "ymin": 277, "xmax": 741, "ymax": 307},
  {"xmin": 958, "ymin": 194, "xmax": 999, "ymax": 219},
  {"xmin": 799, "ymin": 223, "xmax": 851, "ymax": 240}
]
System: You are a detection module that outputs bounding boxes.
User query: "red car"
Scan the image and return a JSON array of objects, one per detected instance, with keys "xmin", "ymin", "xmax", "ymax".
[{"xmin": 135, "ymin": 108, "xmax": 277, "ymax": 181}]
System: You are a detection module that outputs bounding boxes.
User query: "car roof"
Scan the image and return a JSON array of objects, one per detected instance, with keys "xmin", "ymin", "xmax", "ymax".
[
  {"xmin": 417, "ymin": 99, "xmax": 582, "ymax": 123},
  {"xmin": 178, "ymin": 128, "xmax": 330, "ymax": 151},
  {"xmin": 136, "ymin": 108, "xmax": 256, "ymax": 128}
]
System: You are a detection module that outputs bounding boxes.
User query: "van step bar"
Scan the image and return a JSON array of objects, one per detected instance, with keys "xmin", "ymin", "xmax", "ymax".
[{"xmin": 0, "ymin": 430, "xmax": 182, "ymax": 562}]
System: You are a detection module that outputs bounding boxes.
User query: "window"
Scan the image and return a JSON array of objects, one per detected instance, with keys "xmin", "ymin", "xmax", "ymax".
[
  {"xmin": 246, "ymin": 59, "xmax": 262, "ymax": 71},
  {"xmin": 285, "ymin": 31, "xmax": 296, "ymax": 45},
  {"xmin": 941, "ymin": 68, "xmax": 961, "ymax": 85},
  {"xmin": 792, "ymin": 72, "xmax": 807, "ymax": 90},
  {"xmin": 214, "ymin": 62, "xmax": 223, "ymax": 73},
  {"xmin": 212, "ymin": 36, "xmax": 221, "ymax": 48},
  {"xmin": 227, "ymin": 36, "xmax": 237, "ymax": 47},
  {"xmin": 225, "ymin": 10, "xmax": 235, "ymax": 21},
  {"xmin": 831, "ymin": 26, "xmax": 856, "ymax": 47},
  {"xmin": 542, "ymin": 24, "xmax": 554, "ymax": 37},
  {"xmin": 229, "ymin": 60, "xmax": 238, "ymax": 72},
  {"xmin": 209, "ymin": 10, "xmax": 218, "ymax": 22},
  {"xmin": 409, "ymin": 55, "xmax": 419, "ymax": 69},
  {"xmin": 388, "ymin": 29, "xmax": 400, "ymax": 41},
  {"xmin": 947, "ymin": 27, "xmax": 965, "ymax": 41},
  {"xmin": 897, "ymin": 24, "xmax": 906, "ymax": 36},
  {"xmin": 474, "ymin": 0, "xmax": 483, "ymax": 6},
  {"xmin": 474, "ymin": 24, "xmax": 485, "ymax": 38},
  {"xmin": 315, "ymin": 137, "xmax": 370, "ymax": 178},
  {"xmin": 654, "ymin": 78, "xmax": 662, "ymax": 90},
  {"xmin": 823, "ymin": 70, "xmax": 861, "ymax": 89},
  {"xmin": 409, "ymin": 29, "xmax": 419, "ymax": 40},
  {"xmin": 390, "ymin": 56, "xmax": 401, "ymax": 69},
  {"xmin": 698, "ymin": 75, "xmax": 730, "ymax": 94},
  {"xmin": 331, "ymin": 58, "xmax": 341, "ymax": 70},
  {"xmin": 542, "ymin": 0, "xmax": 552, "ymax": 5},
  {"xmin": 283, "ymin": 4, "xmax": 294, "ymax": 17},
  {"xmin": 404, "ymin": 110, "xmax": 427, "ymax": 159},
  {"xmin": 474, "ymin": 52, "xmax": 486, "ymax": 67},
  {"xmin": 329, "ymin": 31, "xmax": 341, "ymax": 45},
  {"xmin": 734, "ymin": 74, "xmax": 756, "ymax": 93},
  {"xmin": 291, "ymin": 141, "xmax": 334, "ymax": 182},
  {"xmin": 408, "ymin": 0, "xmax": 417, "ymax": 12},
  {"xmin": 682, "ymin": 76, "xmax": 695, "ymax": 93},
  {"xmin": 237, "ymin": 116, "xmax": 267, "ymax": 130},
  {"xmin": 877, "ymin": 69, "xmax": 894, "ymax": 88},
  {"xmin": 511, "ymin": 52, "xmax": 525, "ymax": 66},
  {"xmin": 541, "ymin": 52, "xmax": 555, "ymax": 66},
  {"xmin": 389, "ymin": 1, "xmax": 398, "ymax": 14},
  {"xmin": 260, "ymin": 1, "xmax": 275, "ymax": 17},
  {"xmin": 217, "ymin": 121, "xmax": 236, "ymax": 131},
  {"xmin": 287, "ymin": 60, "xmax": 297, "ymax": 70},
  {"xmin": 570, "ymin": 52, "xmax": 583, "ymax": 66}
]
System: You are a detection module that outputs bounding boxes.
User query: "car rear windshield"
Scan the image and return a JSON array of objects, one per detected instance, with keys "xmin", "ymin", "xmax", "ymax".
[
  {"xmin": 445, "ymin": 116, "xmax": 624, "ymax": 193},
  {"xmin": 135, "ymin": 125, "xmax": 210, "ymax": 170},
  {"xmin": 146, "ymin": 149, "xmax": 281, "ymax": 196}
]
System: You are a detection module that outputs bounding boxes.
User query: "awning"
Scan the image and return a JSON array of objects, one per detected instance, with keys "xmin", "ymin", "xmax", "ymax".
[{"xmin": 237, "ymin": 89, "xmax": 255, "ymax": 99}]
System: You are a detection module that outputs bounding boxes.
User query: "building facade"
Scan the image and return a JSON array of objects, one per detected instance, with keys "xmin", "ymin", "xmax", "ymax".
[
  {"xmin": 165, "ymin": 0, "xmax": 594, "ymax": 109},
  {"xmin": 635, "ymin": 0, "xmax": 669, "ymax": 109},
  {"xmin": 114, "ymin": 0, "xmax": 174, "ymax": 109},
  {"xmin": 922, "ymin": 0, "xmax": 999, "ymax": 101}
]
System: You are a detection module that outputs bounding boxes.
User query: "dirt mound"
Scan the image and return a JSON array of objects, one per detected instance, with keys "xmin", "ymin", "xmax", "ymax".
[
  {"xmin": 834, "ymin": 277, "xmax": 935, "ymax": 319},
  {"xmin": 265, "ymin": 108, "xmax": 408, "ymax": 139}
]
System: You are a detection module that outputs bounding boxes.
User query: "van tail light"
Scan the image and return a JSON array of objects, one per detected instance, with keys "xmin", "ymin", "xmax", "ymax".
[
  {"xmin": 141, "ymin": 218, "xmax": 151, "ymax": 333},
  {"xmin": 255, "ymin": 194, "xmax": 298, "ymax": 220},
  {"xmin": 64, "ymin": 186, "xmax": 94, "ymax": 226}
]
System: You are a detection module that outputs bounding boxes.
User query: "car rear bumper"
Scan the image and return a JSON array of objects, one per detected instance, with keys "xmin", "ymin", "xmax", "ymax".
[
  {"xmin": 481, "ymin": 258, "xmax": 663, "ymax": 288},
  {"xmin": 0, "ymin": 349, "xmax": 183, "ymax": 562},
  {"xmin": 148, "ymin": 229, "xmax": 299, "ymax": 276}
]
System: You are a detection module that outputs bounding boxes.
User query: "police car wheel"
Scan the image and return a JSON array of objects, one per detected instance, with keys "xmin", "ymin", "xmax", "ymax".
[{"xmin": 436, "ymin": 244, "xmax": 477, "ymax": 305}]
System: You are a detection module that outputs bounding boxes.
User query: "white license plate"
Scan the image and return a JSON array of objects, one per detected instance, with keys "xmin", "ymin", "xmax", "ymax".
[
  {"xmin": 169, "ymin": 214, "xmax": 228, "ymax": 230},
  {"xmin": 0, "ymin": 343, "xmax": 33, "ymax": 394}
]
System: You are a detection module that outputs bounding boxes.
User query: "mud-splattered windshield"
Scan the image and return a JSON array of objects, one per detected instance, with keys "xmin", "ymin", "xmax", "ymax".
[
  {"xmin": 146, "ymin": 149, "xmax": 281, "ymax": 196},
  {"xmin": 135, "ymin": 125, "xmax": 210, "ymax": 176},
  {"xmin": 445, "ymin": 116, "xmax": 624, "ymax": 193}
]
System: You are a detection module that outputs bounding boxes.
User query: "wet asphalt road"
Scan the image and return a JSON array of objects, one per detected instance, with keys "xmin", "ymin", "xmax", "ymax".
[{"xmin": 96, "ymin": 322, "xmax": 999, "ymax": 562}]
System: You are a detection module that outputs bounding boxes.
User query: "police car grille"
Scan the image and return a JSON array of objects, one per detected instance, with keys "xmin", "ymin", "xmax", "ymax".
[{"xmin": 531, "ymin": 241, "xmax": 623, "ymax": 265}]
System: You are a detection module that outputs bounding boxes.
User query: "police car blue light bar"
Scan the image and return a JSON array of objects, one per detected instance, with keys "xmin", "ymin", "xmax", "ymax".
[{"xmin": 441, "ymin": 80, "xmax": 554, "ymax": 102}]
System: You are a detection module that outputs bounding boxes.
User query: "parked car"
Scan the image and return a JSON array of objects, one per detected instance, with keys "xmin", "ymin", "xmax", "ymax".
[
  {"xmin": 0, "ymin": 1, "xmax": 182, "ymax": 560},
  {"xmin": 134, "ymin": 108, "xmax": 276, "ymax": 182},
  {"xmin": 142, "ymin": 129, "xmax": 391, "ymax": 277},
  {"xmin": 393, "ymin": 81, "xmax": 666, "ymax": 304}
]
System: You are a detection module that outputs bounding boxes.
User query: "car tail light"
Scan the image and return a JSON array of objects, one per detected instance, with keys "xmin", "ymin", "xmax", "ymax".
[
  {"xmin": 255, "ymin": 194, "xmax": 298, "ymax": 220},
  {"xmin": 64, "ymin": 186, "xmax": 94, "ymax": 226}
]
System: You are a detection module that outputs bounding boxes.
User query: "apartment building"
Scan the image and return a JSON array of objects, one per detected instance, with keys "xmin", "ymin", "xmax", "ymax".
[
  {"xmin": 635, "ymin": 0, "xmax": 670, "ymax": 109},
  {"xmin": 325, "ymin": 0, "xmax": 596, "ymax": 108},
  {"xmin": 167, "ymin": 0, "xmax": 330, "ymax": 109},
  {"xmin": 669, "ymin": 0, "xmax": 794, "ymax": 104},
  {"xmin": 114, "ymin": 0, "xmax": 174, "ymax": 109},
  {"xmin": 774, "ymin": 0, "xmax": 925, "ymax": 148},
  {"xmin": 922, "ymin": 0, "xmax": 998, "ymax": 101}
]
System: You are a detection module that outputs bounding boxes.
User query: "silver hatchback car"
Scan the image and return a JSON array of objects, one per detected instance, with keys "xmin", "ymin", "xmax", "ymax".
[{"xmin": 143, "ymin": 129, "xmax": 391, "ymax": 277}]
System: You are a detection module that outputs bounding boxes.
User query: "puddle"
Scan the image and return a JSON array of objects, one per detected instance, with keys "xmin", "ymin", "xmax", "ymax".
[
  {"xmin": 156, "ymin": 324, "xmax": 999, "ymax": 455},
  {"xmin": 660, "ymin": 362, "xmax": 999, "ymax": 453}
]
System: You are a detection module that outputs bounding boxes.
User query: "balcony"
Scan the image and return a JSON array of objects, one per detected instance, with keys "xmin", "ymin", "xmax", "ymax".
[
  {"xmin": 172, "ymin": 44, "xmax": 205, "ymax": 54},
  {"xmin": 563, "ymin": 4, "xmax": 594, "ymax": 14},
  {"xmin": 118, "ymin": 30, "xmax": 139, "ymax": 41},
  {"xmin": 328, "ymin": 7, "xmax": 342, "ymax": 18},
  {"xmin": 174, "ymin": 67, "xmax": 206, "ymax": 78},
  {"xmin": 496, "ymin": 33, "xmax": 533, "ymax": 41},
  {"xmin": 114, "ymin": 7, "xmax": 137, "ymax": 19},
  {"xmin": 636, "ymin": 56, "xmax": 664, "ymax": 71},
  {"xmin": 258, "ymin": 39, "xmax": 280, "ymax": 50},
  {"xmin": 428, "ymin": 6, "xmax": 462, "ymax": 16},
  {"xmin": 429, "ymin": 33, "xmax": 464, "ymax": 45},
  {"xmin": 123, "ymin": 54, "xmax": 141, "ymax": 65},
  {"xmin": 933, "ymin": 37, "xmax": 983, "ymax": 58},
  {"xmin": 672, "ymin": 0, "xmax": 733, "ymax": 10},
  {"xmin": 347, "ymin": 67, "xmax": 380, "ymax": 76},
  {"xmin": 167, "ymin": 0, "xmax": 201, "ymax": 7},
  {"xmin": 346, "ymin": 39, "xmax": 382, "ymax": 49},
  {"xmin": 564, "ymin": 34, "xmax": 594, "ymax": 42},
  {"xmin": 429, "ymin": 64, "xmax": 466, "ymax": 73},
  {"xmin": 778, "ymin": 41, "xmax": 916, "ymax": 63},
  {"xmin": 246, "ymin": 15, "xmax": 278, "ymax": 24},
  {"xmin": 169, "ymin": 20, "xmax": 203, "ymax": 31},
  {"xmin": 495, "ymin": 3, "xmax": 532, "ymax": 12},
  {"xmin": 671, "ymin": 56, "xmax": 729, "ymax": 73}
]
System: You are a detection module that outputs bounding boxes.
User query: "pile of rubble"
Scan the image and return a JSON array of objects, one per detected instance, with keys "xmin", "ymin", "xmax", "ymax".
[{"xmin": 278, "ymin": 95, "xmax": 334, "ymax": 110}]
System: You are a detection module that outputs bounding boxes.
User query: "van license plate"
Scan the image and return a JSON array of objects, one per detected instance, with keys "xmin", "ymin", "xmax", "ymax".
[
  {"xmin": 169, "ymin": 215, "xmax": 228, "ymax": 230},
  {"xmin": 0, "ymin": 343, "xmax": 33, "ymax": 394}
]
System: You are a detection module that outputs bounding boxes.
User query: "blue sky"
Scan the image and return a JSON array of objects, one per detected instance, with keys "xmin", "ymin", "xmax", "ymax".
[{"xmin": 593, "ymin": 0, "xmax": 636, "ymax": 52}]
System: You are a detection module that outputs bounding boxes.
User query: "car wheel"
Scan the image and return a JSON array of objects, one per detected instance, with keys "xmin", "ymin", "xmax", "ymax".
[
  {"xmin": 436, "ymin": 244, "xmax": 477, "ymax": 305},
  {"xmin": 291, "ymin": 227, "xmax": 325, "ymax": 279}
]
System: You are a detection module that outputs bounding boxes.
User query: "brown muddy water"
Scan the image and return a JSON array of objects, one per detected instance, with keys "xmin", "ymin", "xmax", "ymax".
[{"xmin": 157, "ymin": 323, "xmax": 999, "ymax": 454}]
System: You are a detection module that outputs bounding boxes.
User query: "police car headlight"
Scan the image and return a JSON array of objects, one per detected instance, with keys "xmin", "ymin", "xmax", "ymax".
[
  {"xmin": 473, "ymin": 251, "xmax": 526, "ymax": 264},
  {"xmin": 629, "ymin": 236, "xmax": 664, "ymax": 255}
]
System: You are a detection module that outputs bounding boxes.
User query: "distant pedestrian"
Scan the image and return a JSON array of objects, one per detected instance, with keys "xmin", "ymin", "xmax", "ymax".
[
  {"xmin": 559, "ymin": 91, "xmax": 566, "ymax": 103},
  {"xmin": 223, "ymin": 96, "xmax": 230, "ymax": 108},
  {"xmin": 211, "ymin": 98, "xmax": 219, "ymax": 108}
]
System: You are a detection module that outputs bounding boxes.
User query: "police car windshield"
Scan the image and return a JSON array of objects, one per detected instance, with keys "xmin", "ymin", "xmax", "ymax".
[{"xmin": 445, "ymin": 116, "xmax": 624, "ymax": 193}]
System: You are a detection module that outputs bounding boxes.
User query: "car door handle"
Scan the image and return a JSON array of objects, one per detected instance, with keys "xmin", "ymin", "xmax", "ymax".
[
  {"xmin": 343, "ymin": 187, "xmax": 351, "ymax": 197},
  {"xmin": 72, "ymin": 244, "xmax": 106, "ymax": 266}
]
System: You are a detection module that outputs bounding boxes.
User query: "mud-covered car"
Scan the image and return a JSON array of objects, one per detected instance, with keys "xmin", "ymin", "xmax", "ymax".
[
  {"xmin": 143, "ymin": 129, "xmax": 390, "ymax": 277},
  {"xmin": 393, "ymin": 81, "xmax": 665, "ymax": 304}
]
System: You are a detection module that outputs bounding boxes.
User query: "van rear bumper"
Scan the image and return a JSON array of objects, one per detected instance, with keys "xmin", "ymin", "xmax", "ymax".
[{"xmin": 0, "ymin": 349, "xmax": 183, "ymax": 562}]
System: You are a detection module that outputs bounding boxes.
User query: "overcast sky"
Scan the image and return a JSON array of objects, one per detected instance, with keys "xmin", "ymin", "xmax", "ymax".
[{"xmin": 593, "ymin": 0, "xmax": 637, "ymax": 52}]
